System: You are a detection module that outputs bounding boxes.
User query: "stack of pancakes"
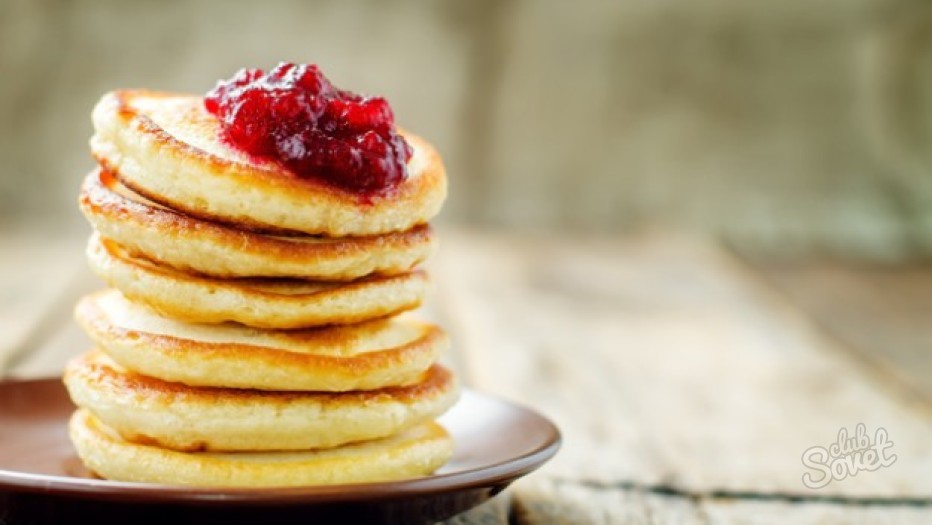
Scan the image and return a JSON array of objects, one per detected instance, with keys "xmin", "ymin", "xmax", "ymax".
[{"xmin": 64, "ymin": 90, "xmax": 458, "ymax": 487}]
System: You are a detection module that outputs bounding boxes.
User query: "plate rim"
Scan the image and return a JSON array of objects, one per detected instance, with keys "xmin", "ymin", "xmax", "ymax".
[{"xmin": 0, "ymin": 379, "xmax": 561, "ymax": 505}]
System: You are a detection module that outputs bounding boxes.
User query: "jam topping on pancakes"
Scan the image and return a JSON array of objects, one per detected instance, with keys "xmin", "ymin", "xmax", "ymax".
[{"xmin": 205, "ymin": 63, "xmax": 413, "ymax": 196}]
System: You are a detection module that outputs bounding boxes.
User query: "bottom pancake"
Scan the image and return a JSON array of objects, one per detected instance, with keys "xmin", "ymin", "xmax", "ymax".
[
  {"xmin": 64, "ymin": 350, "xmax": 458, "ymax": 451},
  {"xmin": 70, "ymin": 409, "xmax": 453, "ymax": 487}
]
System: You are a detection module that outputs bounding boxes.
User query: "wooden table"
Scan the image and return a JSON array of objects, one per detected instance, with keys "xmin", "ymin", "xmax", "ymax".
[{"xmin": 2, "ymin": 230, "xmax": 931, "ymax": 523}]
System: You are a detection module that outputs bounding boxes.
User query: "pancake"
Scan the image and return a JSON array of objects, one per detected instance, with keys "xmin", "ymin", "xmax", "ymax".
[
  {"xmin": 79, "ymin": 169, "xmax": 436, "ymax": 280},
  {"xmin": 90, "ymin": 90, "xmax": 447, "ymax": 237},
  {"xmin": 70, "ymin": 409, "xmax": 452, "ymax": 487},
  {"xmin": 64, "ymin": 350, "xmax": 458, "ymax": 452},
  {"xmin": 77, "ymin": 289, "xmax": 447, "ymax": 391},
  {"xmin": 86, "ymin": 233, "xmax": 428, "ymax": 329}
]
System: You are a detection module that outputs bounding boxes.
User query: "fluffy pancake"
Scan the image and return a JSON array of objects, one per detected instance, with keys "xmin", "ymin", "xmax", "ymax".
[
  {"xmin": 77, "ymin": 289, "xmax": 447, "ymax": 391},
  {"xmin": 79, "ymin": 169, "xmax": 436, "ymax": 280},
  {"xmin": 64, "ymin": 350, "xmax": 458, "ymax": 452},
  {"xmin": 90, "ymin": 90, "xmax": 446, "ymax": 237},
  {"xmin": 70, "ymin": 409, "xmax": 452, "ymax": 487},
  {"xmin": 86, "ymin": 233, "xmax": 428, "ymax": 329}
]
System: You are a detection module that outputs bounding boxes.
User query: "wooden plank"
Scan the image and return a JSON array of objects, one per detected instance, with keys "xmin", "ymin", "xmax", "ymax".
[
  {"xmin": 0, "ymin": 234, "xmax": 86, "ymax": 375},
  {"xmin": 511, "ymin": 478, "xmax": 706, "ymax": 525},
  {"xmin": 459, "ymin": 479, "xmax": 932, "ymax": 524},
  {"xmin": 6, "ymin": 292, "xmax": 93, "ymax": 378},
  {"xmin": 700, "ymin": 497, "xmax": 932, "ymax": 524},
  {"xmin": 8, "ymin": 231, "xmax": 932, "ymax": 523},
  {"xmin": 750, "ymin": 261, "xmax": 932, "ymax": 405},
  {"xmin": 432, "ymin": 230, "xmax": 932, "ymax": 500}
]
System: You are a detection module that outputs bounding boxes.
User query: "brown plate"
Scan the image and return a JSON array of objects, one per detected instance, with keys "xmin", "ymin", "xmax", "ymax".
[{"xmin": 0, "ymin": 378, "xmax": 560, "ymax": 525}]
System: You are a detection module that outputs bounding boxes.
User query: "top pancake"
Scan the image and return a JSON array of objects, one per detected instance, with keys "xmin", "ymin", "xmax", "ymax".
[{"xmin": 90, "ymin": 90, "xmax": 447, "ymax": 237}]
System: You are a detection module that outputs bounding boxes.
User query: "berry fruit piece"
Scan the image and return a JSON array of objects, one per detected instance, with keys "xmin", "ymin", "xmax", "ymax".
[{"xmin": 205, "ymin": 63, "xmax": 412, "ymax": 195}]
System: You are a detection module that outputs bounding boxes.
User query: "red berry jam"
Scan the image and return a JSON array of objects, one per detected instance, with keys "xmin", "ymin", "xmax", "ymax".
[{"xmin": 204, "ymin": 63, "xmax": 413, "ymax": 195}]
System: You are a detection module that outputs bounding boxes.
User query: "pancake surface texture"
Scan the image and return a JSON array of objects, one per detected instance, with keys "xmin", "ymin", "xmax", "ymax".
[
  {"xmin": 70, "ymin": 410, "xmax": 453, "ymax": 487},
  {"xmin": 91, "ymin": 90, "xmax": 447, "ymax": 237},
  {"xmin": 64, "ymin": 350, "xmax": 459, "ymax": 451},
  {"xmin": 79, "ymin": 169, "xmax": 436, "ymax": 280},
  {"xmin": 86, "ymin": 233, "xmax": 428, "ymax": 328},
  {"xmin": 77, "ymin": 289, "xmax": 447, "ymax": 391}
]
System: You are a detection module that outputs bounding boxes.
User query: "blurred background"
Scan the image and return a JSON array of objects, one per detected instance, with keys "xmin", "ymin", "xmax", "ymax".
[{"xmin": 2, "ymin": 0, "xmax": 932, "ymax": 260}]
